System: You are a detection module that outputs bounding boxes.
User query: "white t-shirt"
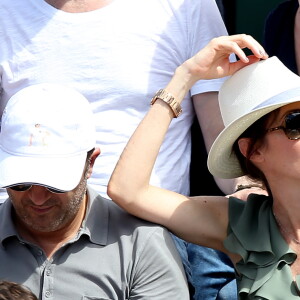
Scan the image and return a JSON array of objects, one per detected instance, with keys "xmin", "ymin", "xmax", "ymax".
[{"xmin": 0, "ymin": 0, "xmax": 228, "ymax": 201}]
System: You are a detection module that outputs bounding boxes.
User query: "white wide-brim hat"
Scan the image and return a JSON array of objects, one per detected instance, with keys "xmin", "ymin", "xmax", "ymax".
[
  {"xmin": 0, "ymin": 83, "xmax": 96, "ymax": 191},
  {"xmin": 208, "ymin": 57, "xmax": 300, "ymax": 179}
]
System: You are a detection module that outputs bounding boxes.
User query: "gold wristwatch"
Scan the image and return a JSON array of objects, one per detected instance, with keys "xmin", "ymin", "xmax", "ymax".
[{"xmin": 150, "ymin": 89, "xmax": 182, "ymax": 118}]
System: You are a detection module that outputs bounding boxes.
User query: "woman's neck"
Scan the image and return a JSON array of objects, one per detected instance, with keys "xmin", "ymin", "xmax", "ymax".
[{"xmin": 273, "ymin": 199, "xmax": 300, "ymax": 246}]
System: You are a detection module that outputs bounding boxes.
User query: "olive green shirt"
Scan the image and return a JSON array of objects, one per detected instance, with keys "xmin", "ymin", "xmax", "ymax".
[{"xmin": 224, "ymin": 194, "xmax": 299, "ymax": 299}]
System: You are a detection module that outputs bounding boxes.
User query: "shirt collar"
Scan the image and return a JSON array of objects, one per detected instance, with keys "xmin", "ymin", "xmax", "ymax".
[
  {"xmin": 0, "ymin": 200, "xmax": 19, "ymax": 247},
  {"xmin": 70, "ymin": 186, "xmax": 109, "ymax": 246}
]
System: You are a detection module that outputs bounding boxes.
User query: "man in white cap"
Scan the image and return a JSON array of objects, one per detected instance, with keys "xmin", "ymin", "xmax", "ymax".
[
  {"xmin": 0, "ymin": 83, "xmax": 189, "ymax": 299},
  {"xmin": 0, "ymin": 1, "xmax": 242, "ymax": 298}
]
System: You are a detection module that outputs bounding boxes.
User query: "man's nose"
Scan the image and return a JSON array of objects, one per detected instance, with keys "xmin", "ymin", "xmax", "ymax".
[{"xmin": 27, "ymin": 185, "xmax": 52, "ymax": 205}]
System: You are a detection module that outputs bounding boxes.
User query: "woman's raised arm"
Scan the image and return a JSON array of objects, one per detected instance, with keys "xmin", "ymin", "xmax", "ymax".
[{"xmin": 108, "ymin": 34, "xmax": 268, "ymax": 252}]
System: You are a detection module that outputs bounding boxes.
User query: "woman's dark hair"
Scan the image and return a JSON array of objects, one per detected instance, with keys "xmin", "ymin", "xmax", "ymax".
[{"xmin": 232, "ymin": 109, "xmax": 280, "ymax": 196}]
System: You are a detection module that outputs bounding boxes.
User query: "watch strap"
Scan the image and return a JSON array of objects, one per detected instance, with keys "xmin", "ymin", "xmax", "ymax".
[{"xmin": 150, "ymin": 89, "xmax": 182, "ymax": 118}]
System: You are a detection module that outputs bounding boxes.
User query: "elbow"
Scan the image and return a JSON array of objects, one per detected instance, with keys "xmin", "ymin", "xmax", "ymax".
[
  {"xmin": 107, "ymin": 180, "xmax": 122, "ymax": 204},
  {"xmin": 107, "ymin": 178, "xmax": 133, "ymax": 209},
  {"xmin": 108, "ymin": 178, "xmax": 147, "ymax": 218}
]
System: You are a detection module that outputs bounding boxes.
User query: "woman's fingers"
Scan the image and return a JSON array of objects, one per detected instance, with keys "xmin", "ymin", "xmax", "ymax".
[
  {"xmin": 229, "ymin": 34, "xmax": 268, "ymax": 60},
  {"xmin": 210, "ymin": 34, "xmax": 268, "ymax": 61},
  {"xmin": 227, "ymin": 55, "xmax": 261, "ymax": 75},
  {"xmin": 189, "ymin": 34, "xmax": 269, "ymax": 80}
]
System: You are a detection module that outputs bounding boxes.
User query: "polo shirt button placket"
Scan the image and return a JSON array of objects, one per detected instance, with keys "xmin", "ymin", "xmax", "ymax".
[
  {"xmin": 45, "ymin": 291, "xmax": 51, "ymax": 298},
  {"xmin": 42, "ymin": 263, "xmax": 54, "ymax": 299}
]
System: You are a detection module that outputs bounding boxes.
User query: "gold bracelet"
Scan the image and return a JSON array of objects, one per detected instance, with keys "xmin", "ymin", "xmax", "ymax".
[{"xmin": 150, "ymin": 89, "xmax": 182, "ymax": 118}]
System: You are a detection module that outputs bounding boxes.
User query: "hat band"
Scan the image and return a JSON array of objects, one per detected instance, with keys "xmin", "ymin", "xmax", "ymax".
[{"xmin": 253, "ymin": 86, "xmax": 300, "ymax": 111}]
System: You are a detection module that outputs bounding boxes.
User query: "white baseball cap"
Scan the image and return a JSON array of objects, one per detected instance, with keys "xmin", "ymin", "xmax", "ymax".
[{"xmin": 0, "ymin": 83, "xmax": 96, "ymax": 191}]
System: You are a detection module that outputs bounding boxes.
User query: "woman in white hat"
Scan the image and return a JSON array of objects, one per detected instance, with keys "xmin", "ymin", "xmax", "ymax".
[{"xmin": 108, "ymin": 34, "xmax": 300, "ymax": 299}]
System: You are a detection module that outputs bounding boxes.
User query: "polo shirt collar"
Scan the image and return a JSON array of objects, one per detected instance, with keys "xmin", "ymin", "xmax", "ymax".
[
  {"xmin": 74, "ymin": 186, "xmax": 109, "ymax": 246},
  {"xmin": 0, "ymin": 200, "xmax": 19, "ymax": 246}
]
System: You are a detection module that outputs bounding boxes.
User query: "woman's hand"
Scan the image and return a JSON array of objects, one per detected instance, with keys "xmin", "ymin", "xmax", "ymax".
[
  {"xmin": 182, "ymin": 34, "xmax": 268, "ymax": 83},
  {"xmin": 166, "ymin": 34, "xmax": 268, "ymax": 101}
]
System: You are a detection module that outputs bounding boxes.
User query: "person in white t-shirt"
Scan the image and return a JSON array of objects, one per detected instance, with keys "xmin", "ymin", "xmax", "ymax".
[{"xmin": 0, "ymin": 0, "xmax": 251, "ymax": 298}]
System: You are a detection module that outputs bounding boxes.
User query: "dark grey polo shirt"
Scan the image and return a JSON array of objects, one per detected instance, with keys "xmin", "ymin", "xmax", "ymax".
[{"xmin": 0, "ymin": 187, "xmax": 189, "ymax": 299}]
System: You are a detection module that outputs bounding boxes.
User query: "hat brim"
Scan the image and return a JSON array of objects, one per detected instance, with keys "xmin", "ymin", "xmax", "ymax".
[
  {"xmin": 208, "ymin": 90, "xmax": 300, "ymax": 179},
  {"xmin": 0, "ymin": 150, "xmax": 87, "ymax": 191}
]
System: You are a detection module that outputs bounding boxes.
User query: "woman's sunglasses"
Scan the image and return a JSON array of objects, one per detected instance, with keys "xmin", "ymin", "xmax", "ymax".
[
  {"xmin": 266, "ymin": 111, "xmax": 300, "ymax": 140},
  {"xmin": 9, "ymin": 184, "xmax": 65, "ymax": 194}
]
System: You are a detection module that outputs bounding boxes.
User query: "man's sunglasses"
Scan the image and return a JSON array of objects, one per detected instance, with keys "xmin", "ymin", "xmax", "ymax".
[
  {"xmin": 266, "ymin": 111, "xmax": 300, "ymax": 140},
  {"xmin": 9, "ymin": 184, "xmax": 65, "ymax": 194}
]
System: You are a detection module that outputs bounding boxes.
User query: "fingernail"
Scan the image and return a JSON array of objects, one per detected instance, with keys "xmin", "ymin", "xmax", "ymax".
[{"xmin": 259, "ymin": 50, "xmax": 268, "ymax": 57}]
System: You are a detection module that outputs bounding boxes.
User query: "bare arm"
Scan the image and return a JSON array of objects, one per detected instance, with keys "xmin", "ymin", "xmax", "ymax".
[
  {"xmin": 193, "ymin": 92, "xmax": 267, "ymax": 196},
  {"xmin": 108, "ymin": 34, "xmax": 268, "ymax": 253},
  {"xmin": 192, "ymin": 91, "xmax": 237, "ymax": 195}
]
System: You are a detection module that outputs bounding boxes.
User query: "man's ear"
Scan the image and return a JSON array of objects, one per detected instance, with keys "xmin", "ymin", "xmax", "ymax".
[
  {"xmin": 86, "ymin": 148, "xmax": 101, "ymax": 179},
  {"xmin": 238, "ymin": 138, "xmax": 264, "ymax": 163}
]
